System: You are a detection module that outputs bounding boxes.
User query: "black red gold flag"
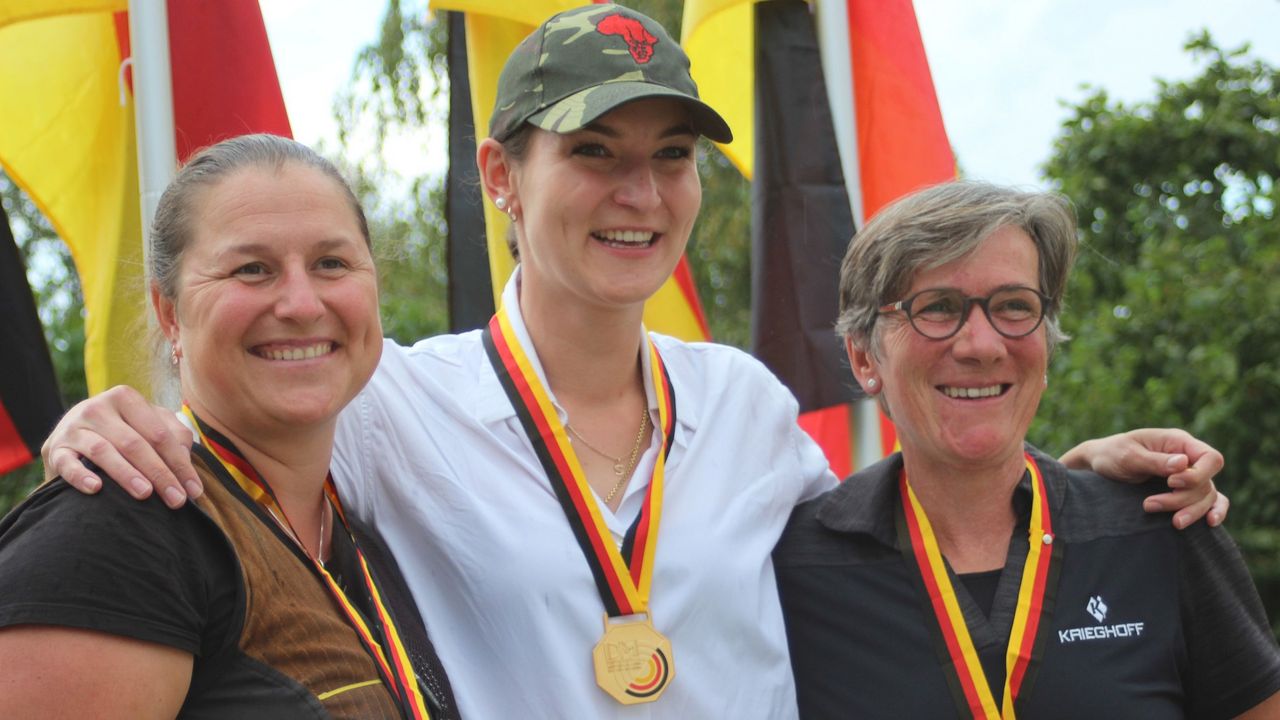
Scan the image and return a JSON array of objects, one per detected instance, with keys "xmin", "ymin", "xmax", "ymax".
[{"xmin": 0, "ymin": 202, "xmax": 63, "ymax": 474}]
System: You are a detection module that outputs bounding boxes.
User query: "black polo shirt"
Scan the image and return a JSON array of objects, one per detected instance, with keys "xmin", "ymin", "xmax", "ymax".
[{"xmin": 774, "ymin": 447, "xmax": 1280, "ymax": 719}]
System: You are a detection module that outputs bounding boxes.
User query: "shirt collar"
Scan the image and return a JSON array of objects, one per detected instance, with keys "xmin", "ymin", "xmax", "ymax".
[
  {"xmin": 815, "ymin": 445, "xmax": 1067, "ymax": 547},
  {"xmin": 473, "ymin": 267, "xmax": 688, "ymax": 433}
]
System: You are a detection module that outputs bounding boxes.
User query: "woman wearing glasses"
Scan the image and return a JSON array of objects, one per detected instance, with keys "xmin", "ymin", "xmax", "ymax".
[
  {"xmin": 775, "ymin": 181, "xmax": 1280, "ymax": 718},
  {"xmin": 37, "ymin": 7, "xmax": 1229, "ymax": 718}
]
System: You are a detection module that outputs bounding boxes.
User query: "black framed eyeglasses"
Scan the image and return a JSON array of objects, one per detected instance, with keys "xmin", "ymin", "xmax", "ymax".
[{"xmin": 878, "ymin": 286, "xmax": 1050, "ymax": 340}]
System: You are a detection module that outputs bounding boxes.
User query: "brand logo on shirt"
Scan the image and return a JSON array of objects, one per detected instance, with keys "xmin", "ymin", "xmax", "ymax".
[
  {"xmin": 1086, "ymin": 595, "xmax": 1107, "ymax": 622},
  {"xmin": 1058, "ymin": 595, "xmax": 1144, "ymax": 644}
]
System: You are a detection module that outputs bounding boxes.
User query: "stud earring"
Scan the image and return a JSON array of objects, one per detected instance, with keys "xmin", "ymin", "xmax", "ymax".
[
  {"xmin": 866, "ymin": 378, "xmax": 877, "ymax": 390},
  {"xmin": 494, "ymin": 196, "xmax": 507, "ymax": 211}
]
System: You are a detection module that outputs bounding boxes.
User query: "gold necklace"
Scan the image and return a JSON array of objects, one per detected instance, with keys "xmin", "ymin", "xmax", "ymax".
[{"xmin": 569, "ymin": 407, "xmax": 649, "ymax": 504}]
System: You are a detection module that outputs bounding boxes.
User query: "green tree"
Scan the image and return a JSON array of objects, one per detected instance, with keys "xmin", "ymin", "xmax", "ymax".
[{"xmin": 1031, "ymin": 34, "xmax": 1280, "ymax": 629}]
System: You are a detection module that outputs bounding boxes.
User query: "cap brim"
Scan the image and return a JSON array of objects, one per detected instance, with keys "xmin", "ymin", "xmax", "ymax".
[{"xmin": 527, "ymin": 81, "xmax": 733, "ymax": 144}]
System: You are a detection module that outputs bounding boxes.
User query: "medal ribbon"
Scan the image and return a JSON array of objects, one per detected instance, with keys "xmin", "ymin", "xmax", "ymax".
[
  {"xmin": 482, "ymin": 308, "xmax": 675, "ymax": 617},
  {"xmin": 899, "ymin": 453, "xmax": 1058, "ymax": 719},
  {"xmin": 183, "ymin": 407, "xmax": 432, "ymax": 720}
]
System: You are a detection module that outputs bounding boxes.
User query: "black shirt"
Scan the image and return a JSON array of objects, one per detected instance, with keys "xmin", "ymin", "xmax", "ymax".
[
  {"xmin": 0, "ymin": 450, "xmax": 459, "ymax": 719},
  {"xmin": 774, "ymin": 447, "xmax": 1280, "ymax": 719}
]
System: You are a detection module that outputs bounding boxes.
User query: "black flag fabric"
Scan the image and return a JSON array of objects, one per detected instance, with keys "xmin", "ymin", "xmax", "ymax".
[
  {"xmin": 446, "ymin": 11, "xmax": 495, "ymax": 333},
  {"xmin": 0, "ymin": 201, "xmax": 63, "ymax": 474},
  {"xmin": 751, "ymin": 0, "xmax": 861, "ymax": 414}
]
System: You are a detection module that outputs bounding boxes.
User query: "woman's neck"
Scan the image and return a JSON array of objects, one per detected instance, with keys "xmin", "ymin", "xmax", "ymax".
[
  {"xmin": 519, "ymin": 284, "xmax": 647, "ymax": 406},
  {"xmin": 901, "ymin": 451, "xmax": 1027, "ymax": 573},
  {"xmin": 188, "ymin": 402, "xmax": 334, "ymax": 560}
]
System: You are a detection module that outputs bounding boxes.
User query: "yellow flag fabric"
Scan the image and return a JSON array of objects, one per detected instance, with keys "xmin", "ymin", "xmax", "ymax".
[
  {"xmin": 430, "ymin": 0, "xmax": 712, "ymax": 341},
  {"xmin": 430, "ymin": 0, "xmax": 578, "ymax": 312},
  {"xmin": 0, "ymin": 0, "xmax": 123, "ymax": 27},
  {"xmin": 0, "ymin": 5, "xmax": 150, "ymax": 396},
  {"xmin": 682, "ymin": 0, "xmax": 756, "ymax": 179}
]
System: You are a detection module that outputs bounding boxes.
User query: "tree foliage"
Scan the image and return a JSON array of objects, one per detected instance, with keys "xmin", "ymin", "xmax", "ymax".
[{"xmin": 1031, "ymin": 34, "xmax": 1280, "ymax": 626}]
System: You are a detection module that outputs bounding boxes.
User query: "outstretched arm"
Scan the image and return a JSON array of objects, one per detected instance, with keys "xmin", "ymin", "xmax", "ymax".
[
  {"xmin": 1060, "ymin": 428, "xmax": 1228, "ymax": 529},
  {"xmin": 41, "ymin": 385, "xmax": 201, "ymax": 508}
]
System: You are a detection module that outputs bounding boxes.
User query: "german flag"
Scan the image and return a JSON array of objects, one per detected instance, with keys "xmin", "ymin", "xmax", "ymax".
[
  {"xmin": 684, "ymin": 0, "xmax": 954, "ymax": 474},
  {"xmin": 0, "ymin": 0, "xmax": 291, "ymax": 400},
  {"xmin": 0, "ymin": 201, "xmax": 62, "ymax": 474}
]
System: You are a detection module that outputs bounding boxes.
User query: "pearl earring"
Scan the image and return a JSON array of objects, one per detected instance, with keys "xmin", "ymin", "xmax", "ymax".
[
  {"xmin": 866, "ymin": 378, "xmax": 877, "ymax": 390},
  {"xmin": 494, "ymin": 196, "xmax": 507, "ymax": 210}
]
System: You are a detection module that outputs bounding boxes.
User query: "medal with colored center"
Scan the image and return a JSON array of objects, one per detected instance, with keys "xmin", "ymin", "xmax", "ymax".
[
  {"xmin": 483, "ymin": 307, "xmax": 677, "ymax": 705},
  {"xmin": 899, "ymin": 453, "xmax": 1061, "ymax": 719},
  {"xmin": 592, "ymin": 613, "xmax": 674, "ymax": 704}
]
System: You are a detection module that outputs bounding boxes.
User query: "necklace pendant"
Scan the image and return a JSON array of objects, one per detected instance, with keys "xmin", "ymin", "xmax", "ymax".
[{"xmin": 612, "ymin": 462, "xmax": 626, "ymax": 476}]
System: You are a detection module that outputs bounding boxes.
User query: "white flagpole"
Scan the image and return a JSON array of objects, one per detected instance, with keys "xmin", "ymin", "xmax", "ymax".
[
  {"xmin": 127, "ymin": 0, "xmax": 176, "ymax": 264},
  {"xmin": 815, "ymin": 0, "xmax": 884, "ymax": 470}
]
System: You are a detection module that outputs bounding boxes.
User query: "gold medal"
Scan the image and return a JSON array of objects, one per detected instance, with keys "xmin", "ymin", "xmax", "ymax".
[{"xmin": 592, "ymin": 613, "xmax": 675, "ymax": 705}]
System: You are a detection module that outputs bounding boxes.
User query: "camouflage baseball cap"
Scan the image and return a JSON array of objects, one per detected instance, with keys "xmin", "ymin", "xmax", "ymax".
[{"xmin": 489, "ymin": 4, "xmax": 732, "ymax": 143}]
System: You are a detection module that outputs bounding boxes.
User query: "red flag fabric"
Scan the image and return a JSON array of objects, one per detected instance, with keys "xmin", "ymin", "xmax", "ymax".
[{"xmin": 118, "ymin": 1, "xmax": 293, "ymax": 161}]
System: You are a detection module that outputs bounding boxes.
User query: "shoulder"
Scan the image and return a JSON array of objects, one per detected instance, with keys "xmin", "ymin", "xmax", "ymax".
[
  {"xmin": 772, "ymin": 495, "xmax": 832, "ymax": 564},
  {"xmin": 650, "ymin": 333, "xmax": 781, "ymax": 382},
  {"xmin": 373, "ymin": 331, "xmax": 484, "ymax": 378},
  {"xmin": 775, "ymin": 456, "xmax": 902, "ymax": 567},
  {"xmin": 1029, "ymin": 446, "xmax": 1168, "ymax": 543},
  {"xmin": 0, "ymin": 468, "xmax": 223, "ymax": 553},
  {"xmin": 0, "ymin": 462, "xmax": 237, "ymax": 655},
  {"xmin": 649, "ymin": 333, "xmax": 798, "ymax": 415},
  {"xmin": 355, "ymin": 331, "xmax": 490, "ymax": 411}
]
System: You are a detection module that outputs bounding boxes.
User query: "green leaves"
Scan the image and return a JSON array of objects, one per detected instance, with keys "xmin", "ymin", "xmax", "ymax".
[{"xmin": 1034, "ymin": 34, "xmax": 1280, "ymax": 630}]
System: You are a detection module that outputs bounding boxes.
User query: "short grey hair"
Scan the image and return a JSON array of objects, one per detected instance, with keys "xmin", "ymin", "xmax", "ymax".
[
  {"xmin": 835, "ymin": 180, "xmax": 1077, "ymax": 354},
  {"xmin": 149, "ymin": 133, "xmax": 369, "ymax": 301}
]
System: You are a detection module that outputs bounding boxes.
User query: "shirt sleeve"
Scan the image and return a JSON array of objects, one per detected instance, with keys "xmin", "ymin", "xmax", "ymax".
[
  {"xmin": 0, "ymin": 475, "xmax": 234, "ymax": 656},
  {"xmin": 1179, "ymin": 522, "xmax": 1280, "ymax": 718}
]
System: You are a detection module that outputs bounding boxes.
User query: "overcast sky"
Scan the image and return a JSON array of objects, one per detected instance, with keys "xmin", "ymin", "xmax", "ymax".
[{"xmin": 262, "ymin": 1, "xmax": 1280, "ymax": 190}]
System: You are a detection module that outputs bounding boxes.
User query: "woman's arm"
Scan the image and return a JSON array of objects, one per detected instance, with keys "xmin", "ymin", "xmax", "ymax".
[
  {"xmin": 1061, "ymin": 428, "xmax": 1228, "ymax": 528},
  {"xmin": 0, "ymin": 626, "xmax": 192, "ymax": 719},
  {"xmin": 1236, "ymin": 691, "xmax": 1280, "ymax": 719},
  {"xmin": 41, "ymin": 385, "xmax": 200, "ymax": 508},
  {"xmin": 45, "ymin": 388, "xmax": 1229, "ymax": 526}
]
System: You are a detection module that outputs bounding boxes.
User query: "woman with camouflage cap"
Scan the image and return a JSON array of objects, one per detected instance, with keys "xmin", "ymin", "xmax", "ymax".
[{"xmin": 41, "ymin": 3, "xmax": 1227, "ymax": 717}]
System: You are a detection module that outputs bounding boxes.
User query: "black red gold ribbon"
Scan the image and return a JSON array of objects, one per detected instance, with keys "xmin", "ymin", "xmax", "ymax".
[
  {"xmin": 899, "ymin": 453, "xmax": 1060, "ymax": 718},
  {"xmin": 482, "ymin": 307, "xmax": 675, "ymax": 617},
  {"xmin": 184, "ymin": 407, "xmax": 431, "ymax": 719}
]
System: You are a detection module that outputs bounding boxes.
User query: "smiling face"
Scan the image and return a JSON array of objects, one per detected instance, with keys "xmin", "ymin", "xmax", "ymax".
[
  {"xmin": 499, "ymin": 98, "xmax": 702, "ymax": 314},
  {"xmin": 849, "ymin": 225, "xmax": 1049, "ymax": 471},
  {"xmin": 154, "ymin": 162, "xmax": 382, "ymax": 440}
]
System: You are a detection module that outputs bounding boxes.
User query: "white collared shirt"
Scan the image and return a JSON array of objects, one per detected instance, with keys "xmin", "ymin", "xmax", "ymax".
[{"xmin": 332, "ymin": 272, "xmax": 837, "ymax": 719}]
